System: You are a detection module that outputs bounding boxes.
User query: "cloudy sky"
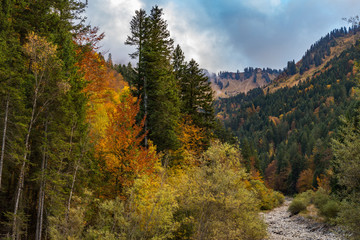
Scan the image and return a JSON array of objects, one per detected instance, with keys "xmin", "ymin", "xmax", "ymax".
[{"xmin": 86, "ymin": 0, "xmax": 360, "ymax": 73}]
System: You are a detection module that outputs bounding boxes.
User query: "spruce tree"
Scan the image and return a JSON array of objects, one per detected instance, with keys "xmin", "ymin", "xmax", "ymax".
[
  {"xmin": 126, "ymin": 6, "xmax": 181, "ymax": 151},
  {"xmin": 179, "ymin": 57, "xmax": 215, "ymax": 134},
  {"xmin": 125, "ymin": 9, "xmax": 148, "ymax": 98}
]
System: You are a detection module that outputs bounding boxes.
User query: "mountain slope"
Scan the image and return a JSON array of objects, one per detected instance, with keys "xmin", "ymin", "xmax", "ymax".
[
  {"xmin": 268, "ymin": 27, "xmax": 360, "ymax": 93},
  {"xmin": 209, "ymin": 68, "xmax": 280, "ymax": 98},
  {"xmin": 215, "ymin": 35, "xmax": 360, "ymax": 194},
  {"xmin": 210, "ymin": 27, "xmax": 360, "ymax": 99}
]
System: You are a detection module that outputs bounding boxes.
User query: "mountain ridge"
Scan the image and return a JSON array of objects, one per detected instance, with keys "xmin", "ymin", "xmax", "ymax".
[
  {"xmin": 208, "ymin": 68, "xmax": 281, "ymax": 98},
  {"xmin": 209, "ymin": 26, "xmax": 360, "ymax": 98}
]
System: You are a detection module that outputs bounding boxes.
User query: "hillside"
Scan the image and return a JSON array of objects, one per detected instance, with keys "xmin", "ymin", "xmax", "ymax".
[
  {"xmin": 210, "ymin": 27, "xmax": 360, "ymax": 99},
  {"xmin": 209, "ymin": 68, "xmax": 280, "ymax": 98},
  {"xmin": 268, "ymin": 27, "xmax": 360, "ymax": 93},
  {"xmin": 215, "ymin": 37, "xmax": 360, "ymax": 194}
]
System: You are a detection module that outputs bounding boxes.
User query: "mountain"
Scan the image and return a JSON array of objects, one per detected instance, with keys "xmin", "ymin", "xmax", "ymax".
[
  {"xmin": 210, "ymin": 27, "xmax": 360, "ymax": 99},
  {"xmin": 268, "ymin": 26, "xmax": 360, "ymax": 93},
  {"xmin": 209, "ymin": 68, "xmax": 281, "ymax": 98},
  {"xmin": 214, "ymin": 26, "xmax": 360, "ymax": 194}
]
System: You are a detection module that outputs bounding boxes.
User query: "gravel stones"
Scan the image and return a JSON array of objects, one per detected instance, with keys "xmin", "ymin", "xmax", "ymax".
[{"xmin": 261, "ymin": 198, "xmax": 345, "ymax": 240}]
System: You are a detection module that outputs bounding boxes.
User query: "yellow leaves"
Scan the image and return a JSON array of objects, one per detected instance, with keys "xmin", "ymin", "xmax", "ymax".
[
  {"xmin": 74, "ymin": 30, "xmax": 158, "ymax": 198},
  {"xmin": 305, "ymin": 84, "xmax": 314, "ymax": 92},
  {"xmin": 91, "ymin": 87, "xmax": 158, "ymax": 197},
  {"xmin": 314, "ymin": 106, "xmax": 320, "ymax": 117},
  {"xmin": 316, "ymin": 170, "xmax": 332, "ymax": 193},
  {"xmin": 180, "ymin": 117, "xmax": 205, "ymax": 154},
  {"xmin": 23, "ymin": 32, "xmax": 59, "ymax": 76},
  {"xmin": 268, "ymin": 116, "xmax": 280, "ymax": 126}
]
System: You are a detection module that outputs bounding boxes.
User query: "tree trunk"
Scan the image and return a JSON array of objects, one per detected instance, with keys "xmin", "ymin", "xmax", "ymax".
[
  {"xmin": 36, "ymin": 120, "xmax": 48, "ymax": 240},
  {"xmin": 0, "ymin": 96, "xmax": 9, "ymax": 189},
  {"xmin": 144, "ymin": 76, "xmax": 148, "ymax": 147},
  {"xmin": 12, "ymin": 90, "xmax": 38, "ymax": 240},
  {"xmin": 65, "ymin": 152, "xmax": 82, "ymax": 222},
  {"xmin": 65, "ymin": 121, "xmax": 78, "ymax": 222}
]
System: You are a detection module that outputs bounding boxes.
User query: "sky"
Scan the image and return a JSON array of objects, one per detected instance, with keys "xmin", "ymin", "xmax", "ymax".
[{"xmin": 86, "ymin": 0, "xmax": 360, "ymax": 73}]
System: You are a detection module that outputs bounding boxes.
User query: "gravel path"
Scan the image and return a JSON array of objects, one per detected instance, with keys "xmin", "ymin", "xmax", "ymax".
[{"xmin": 261, "ymin": 198, "xmax": 345, "ymax": 240}]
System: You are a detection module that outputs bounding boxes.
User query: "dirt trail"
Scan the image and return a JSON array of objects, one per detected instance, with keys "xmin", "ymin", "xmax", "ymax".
[{"xmin": 261, "ymin": 198, "xmax": 345, "ymax": 240}]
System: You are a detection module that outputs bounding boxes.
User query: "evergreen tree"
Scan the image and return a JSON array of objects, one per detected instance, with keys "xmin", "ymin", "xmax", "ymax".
[
  {"xmin": 126, "ymin": 6, "xmax": 181, "ymax": 151},
  {"xmin": 181, "ymin": 59, "xmax": 215, "ymax": 132},
  {"xmin": 125, "ymin": 8, "xmax": 148, "ymax": 98},
  {"xmin": 172, "ymin": 44, "xmax": 186, "ymax": 79},
  {"xmin": 172, "ymin": 44, "xmax": 215, "ymax": 138},
  {"xmin": 144, "ymin": 6, "xmax": 180, "ymax": 151}
]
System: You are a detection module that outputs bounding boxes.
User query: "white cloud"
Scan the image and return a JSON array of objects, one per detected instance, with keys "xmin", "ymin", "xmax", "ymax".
[
  {"xmin": 162, "ymin": 2, "xmax": 239, "ymax": 72},
  {"xmin": 86, "ymin": 0, "xmax": 144, "ymax": 62},
  {"xmin": 244, "ymin": 0, "xmax": 285, "ymax": 15},
  {"xmin": 85, "ymin": 0, "xmax": 360, "ymax": 73}
]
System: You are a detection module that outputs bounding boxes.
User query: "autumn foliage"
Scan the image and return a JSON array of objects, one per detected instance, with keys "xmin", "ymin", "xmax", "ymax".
[
  {"xmin": 75, "ymin": 28, "xmax": 158, "ymax": 197},
  {"xmin": 96, "ymin": 88, "xmax": 158, "ymax": 196}
]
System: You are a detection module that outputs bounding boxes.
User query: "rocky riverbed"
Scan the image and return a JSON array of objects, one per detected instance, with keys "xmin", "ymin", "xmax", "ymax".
[{"xmin": 261, "ymin": 198, "xmax": 346, "ymax": 240}]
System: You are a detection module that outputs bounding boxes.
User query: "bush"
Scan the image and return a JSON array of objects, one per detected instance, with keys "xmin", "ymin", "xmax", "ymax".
[
  {"xmin": 274, "ymin": 191, "xmax": 285, "ymax": 205},
  {"xmin": 288, "ymin": 198, "xmax": 307, "ymax": 215},
  {"xmin": 296, "ymin": 189, "xmax": 314, "ymax": 206},
  {"xmin": 320, "ymin": 200, "xmax": 340, "ymax": 221},
  {"xmin": 250, "ymin": 180, "xmax": 284, "ymax": 210},
  {"xmin": 338, "ymin": 200, "xmax": 360, "ymax": 239},
  {"xmin": 313, "ymin": 188, "xmax": 330, "ymax": 208},
  {"xmin": 173, "ymin": 141, "xmax": 267, "ymax": 240}
]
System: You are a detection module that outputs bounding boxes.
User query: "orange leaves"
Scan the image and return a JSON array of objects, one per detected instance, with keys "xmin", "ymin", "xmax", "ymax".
[
  {"xmin": 179, "ymin": 116, "xmax": 206, "ymax": 155},
  {"xmin": 75, "ymin": 27, "xmax": 125, "ymax": 104},
  {"xmin": 316, "ymin": 171, "xmax": 332, "ymax": 193},
  {"xmin": 268, "ymin": 116, "xmax": 280, "ymax": 126},
  {"xmin": 296, "ymin": 168, "xmax": 314, "ymax": 193},
  {"xmin": 95, "ymin": 89, "xmax": 158, "ymax": 196},
  {"xmin": 74, "ymin": 28, "xmax": 158, "ymax": 197},
  {"xmin": 265, "ymin": 160, "xmax": 277, "ymax": 189},
  {"xmin": 74, "ymin": 26, "xmax": 105, "ymax": 51}
]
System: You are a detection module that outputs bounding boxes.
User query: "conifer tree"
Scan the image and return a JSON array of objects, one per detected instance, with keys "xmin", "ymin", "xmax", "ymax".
[
  {"xmin": 172, "ymin": 45, "xmax": 215, "ymax": 137},
  {"xmin": 126, "ymin": 6, "xmax": 181, "ymax": 151},
  {"xmin": 172, "ymin": 44, "xmax": 186, "ymax": 79}
]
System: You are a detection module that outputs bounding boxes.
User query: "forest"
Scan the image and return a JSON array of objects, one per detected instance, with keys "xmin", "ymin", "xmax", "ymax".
[
  {"xmin": 0, "ymin": 1, "xmax": 284, "ymax": 239},
  {"xmin": 216, "ymin": 25, "xmax": 360, "ymax": 238},
  {"xmin": 0, "ymin": 1, "xmax": 359, "ymax": 239}
]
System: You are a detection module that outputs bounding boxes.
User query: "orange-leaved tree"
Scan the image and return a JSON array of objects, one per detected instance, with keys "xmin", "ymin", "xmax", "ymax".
[
  {"xmin": 74, "ymin": 27, "xmax": 158, "ymax": 198},
  {"xmin": 96, "ymin": 87, "xmax": 158, "ymax": 197}
]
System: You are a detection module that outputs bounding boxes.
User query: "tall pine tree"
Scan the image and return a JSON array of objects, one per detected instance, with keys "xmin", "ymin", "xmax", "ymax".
[
  {"xmin": 172, "ymin": 45, "xmax": 215, "ymax": 138},
  {"xmin": 126, "ymin": 6, "xmax": 181, "ymax": 152}
]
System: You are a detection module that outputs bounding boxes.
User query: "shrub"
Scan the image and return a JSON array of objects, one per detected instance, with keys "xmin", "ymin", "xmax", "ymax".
[
  {"xmin": 174, "ymin": 141, "xmax": 267, "ymax": 240},
  {"xmin": 296, "ymin": 189, "xmax": 314, "ymax": 206},
  {"xmin": 313, "ymin": 188, "xmax": 330, "ymax": 208},
  {"xmin": 274, "ymin": 191, "xmax": 285, "ymax": 205},
  {"xmin": 288, "ymin": 198, "xmax": 307, "ymax": 215},
  {"xmin": 320, "ymin": 200, "xmax": 340, "ymax": 221},
  {"xmin": 250, "ymin": 179, "xmax": 281, "ymax": 210},
  {"xmin": 338, "ymin": 200, "xmax": 360, "ymax": 240}
]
